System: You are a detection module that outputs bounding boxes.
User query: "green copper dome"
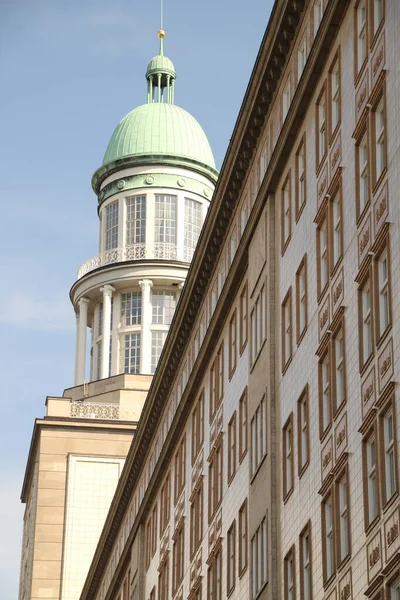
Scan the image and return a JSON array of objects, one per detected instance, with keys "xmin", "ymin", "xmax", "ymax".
[
  {"xmin": 102, "ymin": 103, "xmax": 216, "ymax": 171},
  {"xmin": 146, "ymin": 54, "xmax": 176, "ymax": 79}
]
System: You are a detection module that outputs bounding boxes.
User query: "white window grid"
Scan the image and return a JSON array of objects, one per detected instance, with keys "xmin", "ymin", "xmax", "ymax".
[
  {"xmin": 155, "ymin": 194, "xmax": 177, "ymax": 244},
  {"xmin": 124, "ymin": 333, "xmax": 141, "ymax": 374},
  {"xmin": 121, "ymin": 292, "xmax": 142, "ymax": 326},
  {"xmin": 105, "ymin": 202, "xmax": 119, "ymax": 250},
  {"xmin": 184, "ymin": 198, "xmax": 201, "ymax": 257},
  {"xmin": 151, "ymin": 331, "xmax": 167, "ymax": 374},
  {"xmin": 126, "ymin": 196, "xmax": 146, "ymax": 245},
  {"xmin": 152, "ymin": 291, "xmax": 176, "ymax": 325},
  {"xmin": 357, "ymin": 2, "xmax": 367, "ymax": 72}
]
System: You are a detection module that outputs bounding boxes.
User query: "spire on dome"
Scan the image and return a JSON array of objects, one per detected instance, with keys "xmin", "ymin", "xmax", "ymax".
[{"xmin": 146, "ymin": 24, "xmax": 176, "ymax": 104}]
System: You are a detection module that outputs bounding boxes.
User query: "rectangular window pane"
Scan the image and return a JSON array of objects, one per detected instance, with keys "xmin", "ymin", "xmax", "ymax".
[
  {"xmin": 151, "ymin": 331, "xmax": 167, "ymax": 374},
  {"xmin": 152, "ymin": 291, "xmax": 176, "ymax": 325},
  {"xmin": 105, "ymin": 202, "xmax": 119, "ymax": 250},
  {"xmin": 126, "ymin": 195, "xmax": 146, "ymax": 245},
  {"xmin": 184, "ymin": 198, "xmax": 202, "ymax": 260},
  {"xmin": 121, "ymin": 292, "xmax": 142, "ymax": 326},
  {"xmin": 124, "ymin": 333, "xmax": 141, "ymax": 374},
  {"xmin": 155, "ymin": 194, "xmax": 177, "ymax": 249}
]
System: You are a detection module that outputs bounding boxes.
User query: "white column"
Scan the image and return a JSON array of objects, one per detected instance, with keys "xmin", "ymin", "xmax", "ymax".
[
  {"xmin": 100, "ymin": 285, "xmax": 114, "ymax": 379},
  {"xmin": 139, "ymin": 279, "xmax": 153, "ymax": 374},
  {"xmin": 74, "ymin": 314, "xmax": 80, "ymax": 385},
  {"xmin": 111, "ymin": 293, "xmax": 121, "ymax": 376},
  {"xmin": 75, "ymin": 298, "xmax": 89, "ymax": 385}
]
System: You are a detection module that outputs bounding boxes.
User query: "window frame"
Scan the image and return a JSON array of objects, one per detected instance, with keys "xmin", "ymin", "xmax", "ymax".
[
  {"xmin": 282, "ymin": 287, "xmax": 293, "ymax": 372},
  {"xmin": 159, "ymin": 472, "xmax": 171, "ymax": 537},
  {"xmin": 358, "ymin": 266, "xmax": 374, "ymax": 372},
  {"xmin": 174, "ymin": 435, "xmax": 186, "ymax": 504},
  {"xmin": 374, "ymin": 237, "xmax": 392, "ymax": 345},
  {"xmin": 370, "ymin": 84, "xmax": 387, "ymax": 193},
  {"xmin": 190, "ymin": 481, "xmax": 203, "ymax": 558},
  {"xmin": 321, "ymin": 492, "xmax": 335, "ymax": 585},
  {"xmin": 296, "ymin": 255, "xmax": 308, "ymax": 345},
  {"xmin": 229, "ymin": 309, "xmax": 237, "ymax": 379},
  {"xmin": 362, "ymin": 424, "xmax": 380, "ymax": 530},
  {"xmin": 208, "ymin": 441, "xmax": 223, "ymax": 521},
  {"xmin": 328, "ymin": 49, "xmax": 341, "ymax": 143},
  {"xmin": 335, "ymin": 467, "xmax": 351, "ymax": 567},
  {"xmin": 250, "ymin": 395, "xmax": 267, "ymax": 479},
  {"xmin": 295, "ymin": 135, "xmax": 307, "ymax": 221},
  {"xmin": 281, "ymin": 172, "xmax": 292, "ymax": 254},
  {"xmin": 331, "ymin": 318, "xmax": 346, "ymax": 416},
  {"xmin": 316, "ymin": 208, "xmax": 329, "ymax": 300},
  {"xmin": 227, "ymin": 520, "xmax": 236, "ymax": 595},
  {"xmin": 297, "ymin": 385, "xmax": 310, "ymax": 477},
  {"xmin": 354, "ymin": 0, "xmax": 368, "ymax": 82},
  {"xmin": 239, "ymin": 387, "xmax": 248, "ymax": 463},
  {"xmin": 228, "ymin": 411, "xmax": 237, "ymax": 484},
  {"xmin": 318, "ymin": 347, "xmax": 332, "ymax": 439},
  {"xmin": 238, "ymin": 499, "xmax": 248, "ymax": 577},
  {"xmin": 379, "ymin": 398, "xmax": 398, "ymax": 508},
  {"xmin": 283, "ymin": 413, "xmax": 294, "ymax": 501},
  {"xmin": 355, "ymin": 120, "xmax": 370, "ymax": 223},
  {"xmin": 172, "ymin": 522, "xmax": 185, "ymax": 593},
  {"xmin": 239, "ymin": 282, "xmax": 248, "ymax": 354},
  {"xmin": 315, "ymin": 84, "xmax": 328, "ymax": 172},
  {"xmin": 299, "ymin": 521, "xmax": 312, "ymax": 600},
  {"xmin": 284, "ymin": 546, "xmax": 296, "ymax": 600}
]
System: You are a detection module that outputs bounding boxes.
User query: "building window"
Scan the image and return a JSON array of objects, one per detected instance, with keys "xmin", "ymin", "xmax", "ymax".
[
  {"xmin": 317, "ymin": 214, "xmax": 328, "ymax": 297},
  {"xmin": 330, "ymin": 188, "xmax": 342, "ymax": 273},
  {"xmin": 172, "ymin": 523, "xmax": 184, "ymax": 593},
  {"xmin": 207, "ymin": 548, "xmax": 222, "ymax": 600},
  {"xmin": 364, "ymin": 429, "xmax": 379, "ymax": 526},
  {"xmin": 388, "ymin": 577, "xmax": 400, "ymax": 599},
  {"xmin": 282, "ymin": 288, "xmax": 292, "ymax": 370},
  {"xmin": 322, "ymin": 494, "xmax": 335, "ymax": 582},
  {"xmin": 155, "ymin": 194, "xmax": 177, "ymax": 250},
  {"xmin": 251, "ymin": 515, "xmax": 268, "ymax": 598},
  {"xmin": 208, "ymin": 442, "xmax": 223, "ymax": 520},
  {"xmin": 126, "ymin": 195, "xmax": 146, "ymax": 245},
  {"xmin": 192, "ymin": 391, "xmax": 204, "ymax": 464},
  {"xmin": 329, "ymin": 53, "xmax": 340, "ymax": 138},
  {"xmin": 282, "ymin": 76, "xmax": 291, "ymax": 122},
  {"xmin": 160, "ymin": 472, "xmax": 171, "ymax": 536},
  {"xmin": 239, "ymin": 387, "xmax": 248, "ymax": 462},
  {"xmin": 239, "ymin": 500, "xmax": 248, "ymax": 576},
  {"xmin": 152, "ymin": 290, "xmax": 176, "ymax": 325},
  {"xmin": 145, "ymin": 503, "xmax": 158, "ymax": 569},
  {"xmin": 359, "ymin": 273, "xmax": 373, "ymax": 368},
  {"xmin": 356, "ymin": 1, "xmax": 367, "ymax": 75},
  {"xmin": 283, "ymin": 414, "xmax": 294, "ymax": 500},
  {"xmin": 373, "ymin": 94, "xmax": 386, "ymax": 187},
  {"xmin": 313, "ymin": 0, "xmax": 323, "ymax": 38},
  {"xmin": 319, "ymin": 350, "xmax": 331, "ymax": 437},
  {"xmin": 151, "ymin": 331, "xmax": 167, "ymax": 374},
  {"xmin": 121, "ymin": 292, "xmax": 142, "ymax": 326},
  {"xmin": 251, "ymin": 395, "xmax": 267, "ymax": 478},
  {"xmin": 371, "ymin": 0, "xmax": 384, "ymax": 37},
  {"xmin": 250, "ymin": 285, "xmax": 266, "ymax": 365},
  {"xmin": 296, "ymin": 256, "xmax": 307, "ymax": 343},
  {"xmin": 229, "ymin": 310, "xmax": 237, "ymax": 379},
  {"xmin": 337, "ymin": 474, "xmax": 349, "ymax": 564},
  {"xmin": 284, "ymin": 547, "xmax": 295, "ymax": 600},
  {"xmin": 356, "ymin": 128, "xmax": 369, "ymax": 219},
  {"xmin": 297, "ymin": 386, "xmax": 309, "ymax": 475},
  {"xmin": 124, "ymin": 333, "xmax": 140, "ymax": 374},
  {"xmin": 228, "ymin": 412, "xmax": 237, "ymax": 483},
  {"xmin": 281, "ymin": 174, "xmax": 291, "ymax": 252},
  {"xmin": 297, "ymin": 35, "xmax": 307, "ymax": 81},
  {"xmin": 316, "ymin": 87, "xmax": 327, "ymax": 168},
  {"xmin": 240, "ymin": 282, "xmax": 248, "ymax": 353},
  {"xmin": 227, "ymin": 521, "xmax": 236, "ymax": 594},
  {"xmin": 184, "ymin": 198, "xmax": 202, "ymax": 260},
  {"xmin": 105, "ymin": 201, "xmax": 119, "ymax": 250},
  {"xmin": 299, "ymin": 523, "xmax": 312, "ymax": 600},
  {"xmin": 229, "ymin": 226, "xmax": 238, "ymax": 266},
  {"xmin": 295, "ymin": 137, "xmax": 306, "ymax": 219},
  {"xmin": 209, "ymin": 343, "xmax": 224, "ymax": 421},
  {"xmin": 381, "ymin": 405, "xmax": 397, "ymax": 504},
  {"xmin": 375, "ymin": 244, "xmax": 391, "ymax": 341},
  {"xmin": 332, "ymin": 323, "xmax": 346, "ymax": 413},
  {"xmin": 158, "ymin": 558, "xmax": 169, "ymax": 600},
  {"xmin": 174, "ymin": 435, "xmax": 186, "ymax": 503},
  {"xmin": 190, "ymin": 482, "xmax": 203, "ymax": 557}
]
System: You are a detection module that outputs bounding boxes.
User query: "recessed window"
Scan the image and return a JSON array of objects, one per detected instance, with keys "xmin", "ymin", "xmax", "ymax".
[
  {"xmin": 283, "ymin": 414, "xmax": 294, "ymax": 499},
  {"xmin": 359, "ymin": 274, "xmax": 373, "ymax": 367},
  {"xmin": 191, "ymin": 391, "xmax": 204, "ymax": 464},
  {"xmin": 158, "ymin": 556, "xmax": 169, "ymax": 600},
  {"xmin": 282, "ymin": 76, "xmax": 291, "ymax": 122},
  {"xmin": 313, "ymin": 0, "xmax": 323, "ymax": 38},
  {"xmin": 174, "ymin": 435, "xmax": 186, "ymax": 503},
  {"xmin": 151, "ymin": 331, "xmax": 167, "ymax": 373},
  {"xmin": 376, "ymin": 247, "xmax": 390, "ymax": 339},
  {"xmin": 356, "ymin": 129, "xmax": 369, "ymax": 218},
  {"xmin": 207, "ymin": 548, "xmax": 222, "ymax": 600},
  {"xmin": 332, "ymin": 325, "xmax": 346, "ymax": 413},
  {"xmin": 296, "ymin": 256, "xmax": 307, "ymax": 342},
  {"xmin": 159, "ymin": 472, "xmax": 171, "ymax": 536},
  {"xmin": 381, "ymin": 407, "xmax": 396, "ymax": 503},
  {"xmin": 295, "ymin": 137, "xmax": 306, "ymax": 219},
  {"xmin": 227, "ymin": 521, "xmax": 236, "ymax": 594},
  {"xmin": 184, "ymin": 198, "xmax": 201, "ymax": 261},
  {"xmin": 284, "ymin": 547, "xmax": 295, "ymax": 600},
  {"xmin": 105, "ymin": 202, "xmax": 119, "ymax": 250},
  {"xmin": 297, "ymin": 387, "xmax": 309, "ymax": 475},
  {"xmin": 251, "ymin": 396, "xmax": 267, "ymax": 478},
  {"xmin": 297, "ymin": 35, "xmax": 307, "ymax": 81},
  {"xmin": 238, "ymin": 500, "xmax": 248, "ymax": 576},
  {"xmin": 317, "ymin": 214, "xmax": 328, "ymax": 297},
  {"xmin": 172, "ymin": 524, "xmax": 184, "ymax": 592},
  {"xmin": 124, "ymin": 333, "xmax": 140, "ymax": 374},
  {"xmin": 121, "ymin": 292, "xmax": 142, "ymax": 326},
  {"xmin": 371, "ymin": 0, "xmax": 384, "ymax": 36},
  {"xmin": 208, "ymin": 442, "xmax": 223, "ymax": 519},
  {"xmin": 329, "ymin": 55, "xmax": 340, "ymax": 136},
  {"xmin": 229, "ymin": 310, "xmax": 237, "ymax": 378},
  {"xmin": 337, "ymin": 476, "xmax": 349, "ymax": 563},
  {"xmin": 228, "ymin": 412, "xmax": 237, "ymax": 483},
  {"xmin": 299, "ymin": 523, "xmax": 312, "ymax": 600},
  {"xmin": 316, "ymin": 88, "xmax": 327, "ymax": 167},
  {"xmin": 322, "ymin": 494, "xmax": 335, "ymax": 582},
  {"xmin": 155, "ymin": 194, "xmax": 177, "ymax": 255},
  {"xmin": 282, "ymin": 288, "xmax": 292, "ymax": 370},
  {"xmin": 210, "ymin": 343, "xmax": 224, "ymax": 421},
  {"xmin": 356, "ymin": 1, "xmax": 367, "ymax": 74},
  {"xmin": 239, "ymin": 282, "xmax": 248, "ymax": 353},
  {"xmin": 281, "ymin": 174, "xmax": 291, "ymax": 252},
  {"xmin": 364, "ymin": 430, "xmax": 379, "ymax": 525},
  {"xmin": 250, "ymin": 285, "xmax": 266, "ymax": 365},
  {"xmin": 190, "ymin": 482, "xmax": 203, "ymax": 557},
  {"xmin": 373, "ymin": 95, "xmax": 386, "ymax": 186},
  {"xmin": 251, "ymin": 516, "xmax": 268, "ymax": 598},
  {"xmin": 239, "ymin": 388, "xmax": 248, "ymax": 462},
  {"xmin": 126, "ymin": 195, "xmax": 146, "ymax": 246},
  {"xmin": 319, "ymin": 350, "xmax": 331, "ymax": 436}
]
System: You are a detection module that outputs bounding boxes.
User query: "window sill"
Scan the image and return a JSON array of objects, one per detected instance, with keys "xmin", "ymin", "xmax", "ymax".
[
  {"xmin": 354, "ymin": 57, "xmax": 368, "ymax": 88},
  {"xmin": 239, "ymin": 339, "xmax": 248, "ymax": 357},
  {"xmin": 316, "ymin": 151, "xmax": 328, "ymax": 178},
  {"xmin": 228, "ymin": 365, "xmax": 237, "ymax": 381},
  {"xmin": 281, "ymin": 235, "xmax": 291, "ymax": 257},
  {"xmin": 375, "ymin": 325, "xmax": 392, "ymax": 352},
  {"xmin": 370, "ymin": 20, "xmax": 385, "ymax": 52},
  {"xmin": 319, "ymin": 423, "xmax": 332, "ymax": 444},
  {"xmin": 295, "ymin": 200, "xmax": 306, "ymax": 224},
  {"xmin": 372, "ymin": 168, "xmax": 387, "ymax": 198},
  {"xmin": 238, "ymin": 564, "xmax": 248, "ymax": 580},
  {"xmin": 283, "ymin": 487, "xmax": 294, "ymax": 505},
  {"xmin": 337, "ymin": 553, "xmax": 351, "ymax": 574},
  {"xmin": 296, "ymin": 326, "xmax": 307, "ymax": 348},
  {"xmin": 298, "ymin": 460, "xmax": 309, "ymax": 480},
  {"xmin": 382, "ymin": 491, "xmax": 399, "ymax": 515},
  {"xmin": 227, "ymin": 584, "xmax": 236, "ymax": 598},
  {"xmin": 356, "ymin": 200, "xmax": 371, "ymax": 228},
  {"xmin": 365, "ymin": 514, "xmax": 381, "ymax": 537},
  {"xmin": 228, "ymin": 471, "xmax": 236, "ymax": 487},
  {"xmin": 250, "ymin": 338, "xmax": 267, "ymax": 374},
  {"xmin": 253, "ymin": 579, "xmax": 268, "ymax": 600},
  {"xmin": 330, "ymin": 256, "xmax": 343, "ymax": 281},
  {"xmin": 282, "ymin": 356, "xmax": 292, "ymax": 376},
  {"xmin": 360, "ymin": 352, "xmax": 374, "ymax": 378},
  {"xmin": 329, "ymin": 121, "xmax": 341, "ymax": 148},
  {"xmin": 250, "ymin": 452, "xmax": 268, "ymax": 485},
  {"xmin": 239, "ymin": 449, "xmax": 248, "ymax": 465}
]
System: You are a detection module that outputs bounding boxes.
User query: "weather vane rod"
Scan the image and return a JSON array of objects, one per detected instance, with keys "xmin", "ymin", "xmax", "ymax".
[{"xmin": 158, "ymin": 0, "xmax": 165, "ymax": 55}]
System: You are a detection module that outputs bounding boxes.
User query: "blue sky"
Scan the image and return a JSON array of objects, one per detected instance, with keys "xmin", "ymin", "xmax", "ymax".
[{"xmin": 0, "ymin": 0, "xmax": 273, "ymax": 596}]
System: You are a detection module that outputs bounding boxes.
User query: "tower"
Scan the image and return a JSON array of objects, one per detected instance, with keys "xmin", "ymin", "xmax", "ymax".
[{"xmin": 19, "ymin": 33, "xmax": 217, "ymax": 600}]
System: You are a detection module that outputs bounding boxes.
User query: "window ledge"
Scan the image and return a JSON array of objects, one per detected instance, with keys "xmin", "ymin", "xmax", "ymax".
[
  {"xmin": 382, "ymin": 491, "xmax": 399, "ymax": 515},
  {"xmin": 375, "ymin": 325, "xmax": 392, "ymax": 352},
  {"xmin": 250, "ymin": 452, "xmax": 268, "ymax": 485}
]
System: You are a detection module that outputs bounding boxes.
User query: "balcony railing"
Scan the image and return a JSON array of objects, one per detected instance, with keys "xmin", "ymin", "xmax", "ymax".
[
  {"xmin": 70, "ymin": 400, "xmax": 137, "ymax": 421},
  {"xmin": 77, "ymin": 243, "xmax": 195, "ymax": 279}
]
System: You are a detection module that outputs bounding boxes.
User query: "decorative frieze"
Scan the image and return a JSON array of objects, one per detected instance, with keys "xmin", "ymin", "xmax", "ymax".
[
  {"xmin": 371, "ymin": 32, "xmax": 385, "ymax": 89},
  {"xmin": 335, "ymin": 412, "xmax": 347, "ymax": 461},
  {"xmin": 331, "ymin": 267, "xmax": 344, "ymax": 317},
  {"xmin": 377, "ymin": 337, "xmax": 393, "ymax": 395},
  {"xmin": 208, "ymin": 508, "xmax": 222, "ymax": 557},
  {"xmin": 189, "ymin": 548, "xmax": 202, "ymax": 593},
  {"xmin": 174, "ymin": 490, "xmax": 185, "ymax": 529},
  {"xmin": 358, "ymin": 215, "xmax": 371, "ymax": 267},
  {"xmin": 210, "ymin": 405, "xmax": 223, "ymax": 451},
  {"xmin": 191, "ymin": 450, "xmax": 204, "ymax": 493},
  {"xmin": 355, "ymin": 69, "xmax": 369, "ymax": 125},
  {"xmin": 317, "ymin": 163, "xmax": 329, "ymax": 212},
  {"xmin": 160, "ymin": 526, "xmax": 169, "ymax": 564},
  {"xmin": 361, "ymin": 367, "xmax": 376, "ymax": 420},
  {"xmin": 329, "ymin": 132, "xmax": 341, "ymax": 178},
  {"xmin": 384, "ymin": 507, "xmax": 400, "ymax": 564},
  {"xmin": 367, "ymin": 530, "xmax": 382, "ymax": 583},
  {"xmin": 373, "ymin": 182, "xmax": 388, "ymax": 236},
  {"xmin": 338, "ymin": 569, "xmax": 352, "ymax": 600},
  {"xmin": 321, "ymin": 435, "xmax": 333, "ymax": 483},
  {"xmin": 318, "ymin": 295, "xmax": 330, "ymax": 342}
]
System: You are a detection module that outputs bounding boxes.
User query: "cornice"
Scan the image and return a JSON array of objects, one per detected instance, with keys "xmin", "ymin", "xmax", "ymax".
[{"xmin": 80, "ymin": 0, "xmax": 351, "ymax": 597}]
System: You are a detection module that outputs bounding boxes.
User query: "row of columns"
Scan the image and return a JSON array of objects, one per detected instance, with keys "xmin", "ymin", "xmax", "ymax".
[{"xmin": 74, "ymin": 279, "xmax": 165, "ymax": 386}]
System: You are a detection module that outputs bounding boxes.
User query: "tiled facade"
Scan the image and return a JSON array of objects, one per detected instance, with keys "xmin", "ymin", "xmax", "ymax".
[{"xmin": 21, "ymin": 1, "xmax": 400, "ymax": 600}]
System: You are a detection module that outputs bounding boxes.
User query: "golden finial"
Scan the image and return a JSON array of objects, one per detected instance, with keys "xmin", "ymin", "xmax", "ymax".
[{"xmin": 158, "ymin": 29, "xmax": 166, "ymax": 38}]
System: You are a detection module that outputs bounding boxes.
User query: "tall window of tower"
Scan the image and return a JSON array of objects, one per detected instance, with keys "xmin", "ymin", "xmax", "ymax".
[
  {"xmin": 155, "ymin": 194, "xmax": 177, "ymax": 252},
  {"xmin": 184, "ymin": 198, "xmax": 202, "ymax": 260},
  {"xmin": 124, "ymin": 333, "xmax": 141, "ymax": 374},
  {"xmin": 121, "ymin": 292, "xmax": 142, "ymax": 326},
  {"xmin": 151, "ymin": 331, "xmax": 167, "ymax": 374},
  {"xmin": 126, "ymin": 195, "xmax": 146, "ymax": 245},
  {"xmin": 105, "ymin": 202, "xmax": 119, "ymax": 250},
  {"xmin": 152, "ymin": 291, "xmax": 176, "ymax": 325}
]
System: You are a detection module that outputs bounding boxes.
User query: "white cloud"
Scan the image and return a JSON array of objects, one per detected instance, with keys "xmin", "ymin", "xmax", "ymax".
[{"xmin": 0, "ymin": 472, "xmax": 24, "ymax": 600}]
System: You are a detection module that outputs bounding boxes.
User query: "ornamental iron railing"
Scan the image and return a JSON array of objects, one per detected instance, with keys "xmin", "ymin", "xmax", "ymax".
[
  {"xmin": 77, "ymin": 243, "xmax": 194, "ymax": 279},
  {"xmin": 69, "ymin": 401, "xmax": 137, "ymax": 421}
]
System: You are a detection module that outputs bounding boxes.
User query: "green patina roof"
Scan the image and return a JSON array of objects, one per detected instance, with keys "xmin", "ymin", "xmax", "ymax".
[
  {"xmin": 102, "ymin": 102, "xmax": 216, "ymax": 170},
  {"xmin": 146, "ymin": 54, "xmax": 176, "ymax": 79}
]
